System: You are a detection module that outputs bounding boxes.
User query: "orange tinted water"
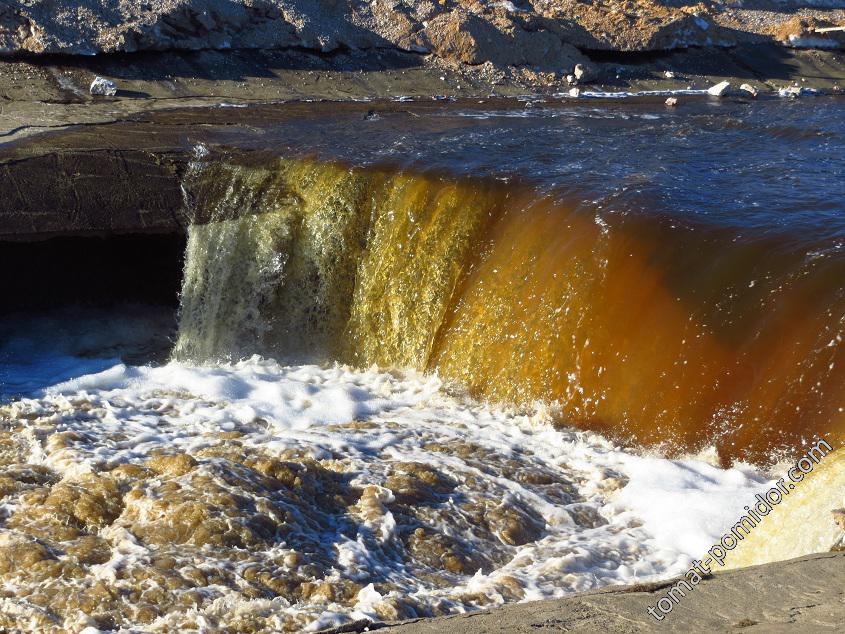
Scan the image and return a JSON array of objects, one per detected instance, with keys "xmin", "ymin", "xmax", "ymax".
[
  {"xmin": 432, "ymin": 195, "xmax": 845, "ymax": 460},
  {"xmin": 178, "ymin": 157, "xmax": 845, "ymax": 461}
]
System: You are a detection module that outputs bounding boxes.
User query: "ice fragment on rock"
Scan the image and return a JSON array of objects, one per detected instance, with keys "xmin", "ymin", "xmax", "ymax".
[
  {"xmin": 574, "ymin": 63, "xmax": 596, "ymax": 82},
  {"xmin": 90, "ymin": 76, "xmax": 117, "ymax": 96},
  {"xmin": 739, "ymin": 83, "xmax": 758, "ymax": 98}
]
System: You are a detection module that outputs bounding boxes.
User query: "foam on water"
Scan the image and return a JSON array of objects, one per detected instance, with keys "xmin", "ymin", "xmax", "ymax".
[
  {"xmin": 0, "ymin": 354, "xmax": 775, "ymax": 632},
  {"xmin": 4, "ymin": 99, "xmax": 845, "ymax": 630}
]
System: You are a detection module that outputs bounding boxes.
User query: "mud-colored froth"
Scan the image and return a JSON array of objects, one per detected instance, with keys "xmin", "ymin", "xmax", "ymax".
[
  {"xmin": 176, "ymin": 154, "xmax": 845, "ymax": 461},
  {"xmin": 1, "ymin": 359, "xmax": 770, "ymax": 633}
]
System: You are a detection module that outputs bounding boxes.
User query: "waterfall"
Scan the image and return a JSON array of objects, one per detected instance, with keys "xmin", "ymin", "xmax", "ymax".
[{"xmin": 175, "ymin": 152, "xmax": 845, "ymax": 462}]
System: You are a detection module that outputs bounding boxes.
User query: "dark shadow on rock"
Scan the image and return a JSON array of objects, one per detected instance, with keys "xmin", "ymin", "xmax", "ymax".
[
  {"xmin": 584, "ymin": 42, "xmax": 798, "ymax": 87},
  {"xmin": 116, "ymin": 89, "xmax": 153, "ymax": 99},
  {"xmin": 11, "ymin": 47, "xmax": 424, "ymax": 83}
]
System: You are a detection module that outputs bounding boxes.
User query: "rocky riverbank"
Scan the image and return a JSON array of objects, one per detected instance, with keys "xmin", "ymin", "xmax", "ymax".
[
  {"xmin": 0, "ymin": 44, "xmax": 843, "ymax": 144},
  {"xmin": 3, "ymin": 0, "xmax": 844, "ymax": 60},
  {"xmin": 1, "ymin": 2, "xmax": 844, "ymax": 147}
]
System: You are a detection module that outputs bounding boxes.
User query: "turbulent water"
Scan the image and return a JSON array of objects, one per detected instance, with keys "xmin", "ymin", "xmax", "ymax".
[
  {"xmin": 177, "ymin": 146, "xmax": 845, "ymax": 461},
  {"xmin": 0, "ymin": 320, "xmax": 775, "ymax": 633},
  {"xmin": 1, "ymin": 99, "xmax": 845, "ymax": 633}
]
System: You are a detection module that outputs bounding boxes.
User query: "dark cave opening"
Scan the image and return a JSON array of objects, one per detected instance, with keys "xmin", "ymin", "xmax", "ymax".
[{"xmin": 0, "ymin": 233, "xmax": 186, "ymax": 315}]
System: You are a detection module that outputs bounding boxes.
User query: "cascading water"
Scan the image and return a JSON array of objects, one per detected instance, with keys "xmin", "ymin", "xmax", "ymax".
[
  {"xmin": 3, "ymin": 101, "xmax": 845, "ymax": 633},
  {"xmin": 175, "ymin": 151, "xmax": 845, "ymax": 462},
  {"xmin": 174, "ymin": 156, "xmax": 503, "ymax": 367}
]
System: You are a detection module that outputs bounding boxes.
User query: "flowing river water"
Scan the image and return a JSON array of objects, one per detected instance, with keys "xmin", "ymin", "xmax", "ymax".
[{"xmin": 0, "ymin": 97, "xmax": 844, "ymax": 632}]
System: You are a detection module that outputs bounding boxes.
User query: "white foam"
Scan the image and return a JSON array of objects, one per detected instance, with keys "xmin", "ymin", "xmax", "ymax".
[
  {"xmin": 7, "ymin": 356, "xmax": 773, "ymax": 625},
  {"xmin": 556, "ymin": 88, "xmax": 710, "ymax": 99}
]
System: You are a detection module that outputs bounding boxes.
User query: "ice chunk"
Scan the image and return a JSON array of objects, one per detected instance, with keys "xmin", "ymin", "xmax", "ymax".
[
  {"xmin": 707, "ymin": 80, "xmax": 731, "ymax": 97},
  {"xmin": 89, "ymin": 76, "xmax": 117, "ymax": 96},
  {"xmin": 739, "ymin": 83, "xmax": 758, "ymax": 98}
]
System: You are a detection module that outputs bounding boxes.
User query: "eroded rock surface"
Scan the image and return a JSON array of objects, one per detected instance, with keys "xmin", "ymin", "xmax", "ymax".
[
  {"xmin": 1, "ymin": 1, "xmax": 843, "ymax": 68},
  {"xmin": 379, "ymin": 551, "xmax": 845, "ymax": 633}
]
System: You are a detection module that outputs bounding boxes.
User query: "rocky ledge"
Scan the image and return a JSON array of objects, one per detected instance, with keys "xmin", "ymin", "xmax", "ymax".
[
  {"xmin": 2, "ymin": 0, "xmax": 845, "ymax": 60},
  {"xmin": 0, "ymin": 2, "xmax": 844, "ymax": 237},
  {"xmin": 0, "ymin": 1, "xmax": 844, "ymax": 97},
  {"xmin": 336, "ymin": 551, "xmax": 845, "ymax": 633}
]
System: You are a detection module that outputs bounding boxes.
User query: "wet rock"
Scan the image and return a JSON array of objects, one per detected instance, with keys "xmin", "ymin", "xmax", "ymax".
[
  {"xmin": 778, "ymin": 85, "xmax": 817, "ymax": 98},
  {"xmin": 457, "ymin": 497, "xmax": 546, "ymax": 548},
  {"xmin": 484, "ymin": 502, "xmax": 545, "ymax": 546},
  {"xmin": 298, "ymin": 579, "xmax": 361, "ymax": 605},
  {"xmin": 568, "ymin": 87, "xmax": 581, "ymax": 98},
  {"xmin": 493, "ymin": 575, "xmax": 526, "ymax": 601},
  {"xmin": 406, "ymin": 527, "xmax": 473, "ymax": 574},
  {"xmin": 89, "ymin": 76, "xmax": 117, "ymax": 96},
  {"xmin": 374, "ymin": 597, "xmax": 419, "ymax": 621},
  {"xmin": 0, "ymin": 135, "xmax": 186, "ymax": 239},
  {"xmin": 568, "ymin": 504, "xmax": 609, "ymax": 529}
]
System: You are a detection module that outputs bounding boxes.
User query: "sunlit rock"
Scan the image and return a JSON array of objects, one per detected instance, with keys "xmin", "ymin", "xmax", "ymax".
[{"xmin": 89, "ymin": 76, "xmax": 117, "ymax": 96}]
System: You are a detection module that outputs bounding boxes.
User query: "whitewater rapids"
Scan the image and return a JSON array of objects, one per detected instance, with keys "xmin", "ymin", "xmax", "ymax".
[{"xmin": 0, "ymin": 353, "xmax": 777, "ymax": 633}]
